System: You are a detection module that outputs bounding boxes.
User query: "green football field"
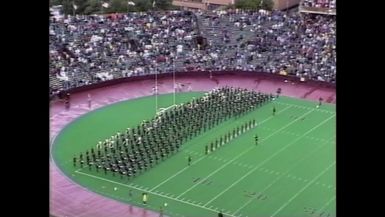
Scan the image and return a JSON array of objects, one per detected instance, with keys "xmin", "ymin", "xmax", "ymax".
[{"xmin": 52, "ymin": 92, "xmax": 336, "ymax": 217}]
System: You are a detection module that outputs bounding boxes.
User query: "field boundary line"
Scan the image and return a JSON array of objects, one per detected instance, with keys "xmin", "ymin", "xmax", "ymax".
[
  {"xmin": 75, "ymin": 170, "xmax": 237, "ymax": 217},
  {"xmin": 317, "ymin": 195, "xmax": 336, "ymax": 214},
  {"xmin": 176, "ymin": 107, "xmax": 315, "ymax": 199},
  {"xmin": 204, "ymin": 114, "xmax": 335, "ymax": 207},
  {"xmin": 275, "ymin": 102, "xmax": 335, "ymax": 114},
  {"xmin": 150, "ymin": 104, "xmax": 293, "ymax": 191},
  {"xmin": 269, "ymin": 161, "xmax": 336, "ymax": 217},
  {"xmin": 232, "ymin": 137, "xmax": 335, "ymax": 215}
]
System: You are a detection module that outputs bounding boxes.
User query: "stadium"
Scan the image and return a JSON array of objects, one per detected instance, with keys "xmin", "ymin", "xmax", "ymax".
[{"xmin": 49, "ymin": 1, "xmax": 336, "ymax": 217}]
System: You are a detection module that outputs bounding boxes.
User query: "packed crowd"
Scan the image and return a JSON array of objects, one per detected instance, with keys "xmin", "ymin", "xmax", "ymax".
[
  {"xmin": 73, "ymin": 87, "xmax": 273, "ymax": 177},
  {"xmin": 192, "ymin": 10, "xmax": 335, "ymax": 81},
  {"xmin": 50, "ymin": 11, "xmax": 199, "ymax": 94},
  {"xmin": 302, "ymin": 0, "xmax": 336, "ymax": 9},
  {"xmin": 50, "ymin": 9, "xmax": 336, "ymax": 95}
]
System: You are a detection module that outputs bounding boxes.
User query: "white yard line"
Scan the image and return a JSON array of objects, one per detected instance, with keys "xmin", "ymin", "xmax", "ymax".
[
  {"xmin": 149, "ymin": 155, "xmax": 206, "ymax": 191},
  {"xmin": 269, "ymin": 161, "xmax": 336, "ymax": 217},
  {"xmin": 75, "ymin": 170, "xmax": 237, "ymax": 217},
  {"xmin": 176, "ymin": 108, "xmax": 315, "ymax": 199},
  {"xmin": 150, "ymin": 105, "xmax": 294, "ymax": 191},
  {"xmin": 232, "ymin": 137, "xmax": 334, "ymax": 215},
  {"xmin": 275, "ymin": 102, "xmax": 335, "ymax": 114},
  {"xmin": 317, "ymin": 195, "xmax": 336, "ymax": 214},
  {"xmin": 204, "ymin": 114, "xmax": 335, "ymax": 207},
  {"xmin": 258, "ymin": 126, "xmax": 334, "ymax": 144}
]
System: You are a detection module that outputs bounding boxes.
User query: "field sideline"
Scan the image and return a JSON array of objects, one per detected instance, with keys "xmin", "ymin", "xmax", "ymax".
[{"xmin": 52, "ymin": 92, "xmax": 336, "ymax": 217}]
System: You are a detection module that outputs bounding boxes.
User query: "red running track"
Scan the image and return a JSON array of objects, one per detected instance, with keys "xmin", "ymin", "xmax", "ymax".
[{"xmin": 50, "ymin": 75, "xmax": 335, "ymax": 217}]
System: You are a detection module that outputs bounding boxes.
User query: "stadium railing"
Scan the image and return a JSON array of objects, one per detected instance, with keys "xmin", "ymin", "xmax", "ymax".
[{"xmin": 51, "ymin": 70, "xmax": 335, "ymax": 100}]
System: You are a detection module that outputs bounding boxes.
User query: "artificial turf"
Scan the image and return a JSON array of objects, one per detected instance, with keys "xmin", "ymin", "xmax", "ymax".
[{"xmin": 52, "ymin": 92, "xmax": 336, "ymax": 217}]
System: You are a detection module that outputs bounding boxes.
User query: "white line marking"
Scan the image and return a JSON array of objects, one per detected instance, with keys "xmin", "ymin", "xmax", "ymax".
[
  {"xmin": 152, "ymin": 105, "xmax": 294, "ymax": 192},
  {"xmin": 149, "ymin": 155, "xmax": 206, "ymax": 191},
  {"xmin": 275, "ymin": 102, "xmax": 335, "ymax": 114},
  {"xmin": 269, "ymin": 162, "xmax": 336, "ymax": 217},
  {"xmin": 258, "ymin": 127, "xmax": 335, "ymax": 144},
  {"xmin": 205, "ymin": 114, "xmax": 335, "ymax": 207},
  {"xmin": 232, "ymin": 139, "xmax": 331, "ymax": 215},
  {"xmin": 318, "ymin": 196, "xmax": 336, "ymax": 213},
  {"xmin": 75, "ymin": 170, "xmax": 237, "ymax": 217},
  {"xmin": 178, "ymin": 106, "xmax": 312, "ymax": 199}
]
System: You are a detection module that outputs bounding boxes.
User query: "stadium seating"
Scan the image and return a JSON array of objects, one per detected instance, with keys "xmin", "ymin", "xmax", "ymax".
[{"xmin": 49, "ymin": 10, "xmax": 335, "ymax": 96}]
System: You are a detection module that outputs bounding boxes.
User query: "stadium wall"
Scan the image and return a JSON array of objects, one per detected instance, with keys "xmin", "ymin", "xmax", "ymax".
[
  {"xmin": 172, "ymin": 0, "xmax": 300, "ymax": 10},
  {"xmin": 274, "ymin": 0, "xmax": 300, "ymax": 10},
  {"xmin": 60, "ymin": 70, "xmax": 335, "ymax": 96},
  {"xmin": 50, "ymin": 70, "xmax": 335, "ymax": 217}
]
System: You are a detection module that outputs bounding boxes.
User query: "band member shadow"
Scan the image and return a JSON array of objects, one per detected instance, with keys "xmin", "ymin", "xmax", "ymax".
[
  {"xmin": 192, "ymin": 177, "xmax": 213, "ymax": 186},
  {"xmin": 304, "ymin": 207, "xmax": 333, "ymax": 217},
  {"xmin": 243, "ymin": 190, "xmax": 267, "ymax": 201}
]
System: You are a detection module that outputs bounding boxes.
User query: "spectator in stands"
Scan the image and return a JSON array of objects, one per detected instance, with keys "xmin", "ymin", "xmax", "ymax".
[{"xmin": 50, "ymin": 10, "xmax": 336, "ymax": 95}]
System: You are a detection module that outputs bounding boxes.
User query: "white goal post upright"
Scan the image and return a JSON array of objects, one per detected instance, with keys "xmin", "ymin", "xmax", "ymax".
[
  {"xmin": 154, "ymin": 57, "xmax": 178, "ymax": 115},
  {"xmin": 155, "ymin": 65, "xmax": 158, "ymax": 114},
  {"xmin": 172, "ymin": 58, "xmax": 176, "ymax": 125},
  {"xmin": 173, "ymin": 66, "xmax": 176, "ymax": 106}
]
